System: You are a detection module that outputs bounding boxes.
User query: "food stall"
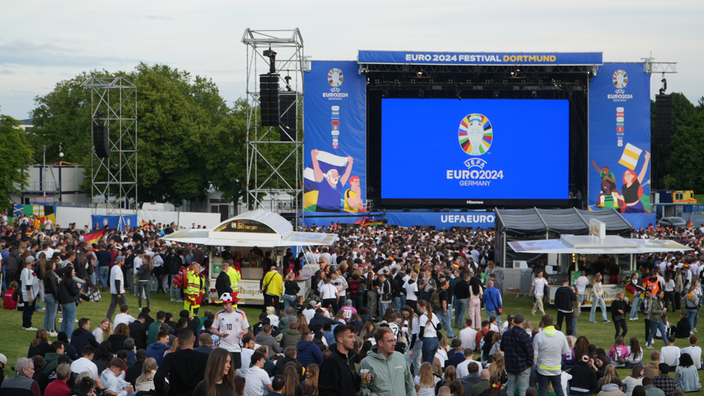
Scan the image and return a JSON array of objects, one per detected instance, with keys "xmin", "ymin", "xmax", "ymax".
[
  {"xmin": 508, "ymin": 220, "xmax": 692, "ymax": 307},
  {"xmin": 163, "ymin": 209, "xmax": 337, "ymax": 305}
]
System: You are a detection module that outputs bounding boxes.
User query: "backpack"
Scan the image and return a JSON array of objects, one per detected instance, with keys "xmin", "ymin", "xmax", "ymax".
[
  {"xmin": 431, "ymin": 291, "xmax": 442, "ymax": 311},
  {"xmin": 172, "ymin": 268, "xmax": 188, "ymax": 289}
]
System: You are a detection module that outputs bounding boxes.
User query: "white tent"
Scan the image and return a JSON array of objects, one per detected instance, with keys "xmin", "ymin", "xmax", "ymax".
[
  {"xmin": 509, "ymin": 235, "xmax": 692, "ymax": 255},
  {"xmin": 162, "ymin": 209, "xmax": 337, "ymax": 247}
]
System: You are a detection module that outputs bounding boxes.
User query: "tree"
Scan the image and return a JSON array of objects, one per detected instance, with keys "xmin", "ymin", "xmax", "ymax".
[
  {"xmin": 667, "ymin": 110, "xmax": 704, "ymax": 190},
  {"xmin": 0, "ymin": 107, "xmax": 34, "ymax": 209}
]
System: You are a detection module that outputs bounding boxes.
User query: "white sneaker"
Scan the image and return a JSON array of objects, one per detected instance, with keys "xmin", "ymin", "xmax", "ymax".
[
  {"xmin": 23, "ymin": 327, "xmax": 38, "ymax": 331},
  {"xmin": 695, "ymin": 328, "xmax": 699, "ymax": 333},
  {"xmin": 48, "ymin": 331, "xmax": 58, "ymax": 337},
  {"xmin": 646, "ymin": 344, "xmax": 654, "ymax": 349}
]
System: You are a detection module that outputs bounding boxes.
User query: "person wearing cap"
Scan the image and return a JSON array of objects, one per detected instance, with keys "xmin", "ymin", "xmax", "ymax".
[
  {"xmin": 20, "ymin": 255, "xmax": 40, "ymax": 331},
  {"xmin": 107, "ymin": 255, "xmax": 127, "ymax": 320},
  {"xmin": 211, "ymin": 292, "xmax": 250, "ymax": 371},
  {"xmin": 500, "ymin": 313, "xmax": 533, "ymax": 396}
]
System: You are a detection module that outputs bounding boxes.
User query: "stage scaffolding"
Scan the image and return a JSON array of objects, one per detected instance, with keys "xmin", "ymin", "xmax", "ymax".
[
  {"xmin": 242, "ymin": 28, "xmax": 306, "ymax": 228},
  {"xmin": 81, "ymin": 77, "xmax": 138, "ymax": 222}
]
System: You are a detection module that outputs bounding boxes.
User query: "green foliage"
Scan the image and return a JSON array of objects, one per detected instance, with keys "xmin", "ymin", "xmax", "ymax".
[
  {"xmin": 0, "ymin": 108, "xmax": 34, "ymax": 209},
  {"xmin": 28, "ymin": 63, "xmax": 255, "ymax": 207}
]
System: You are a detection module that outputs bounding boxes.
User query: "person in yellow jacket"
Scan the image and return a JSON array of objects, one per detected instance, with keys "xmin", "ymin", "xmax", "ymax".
[
  {"xmin": 260, "ymin": 265, "xmax": 283, "ymax": 315},
  {"xmin": 184, "ymin": 262, "xmax": 204, "ymax": 316},
  {"xmin": 226, "ymin": 261, "xmax": 242, "ymax": 306}
]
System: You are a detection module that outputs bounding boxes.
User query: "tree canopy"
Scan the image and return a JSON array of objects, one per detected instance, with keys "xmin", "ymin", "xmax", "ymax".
[{"xmin": 0, "ymin": 107, "xmax": 34, "ymax": 209}]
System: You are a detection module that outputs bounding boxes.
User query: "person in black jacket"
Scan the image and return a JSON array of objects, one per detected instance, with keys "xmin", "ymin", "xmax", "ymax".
[
  {"xmin": 44, "ymin": 260, "xmax": 61, "ymax": 336},
  {"xmin": 611, "ymin": 291, "xmax": 630, "ymax": 339},
  {"xmin": 57, "ymin": 265, "xmax": 81, "ymax": 336},
  {"xmin": 70, "ymin": 318, "xmax": 99, "ymax": 355},
  {"xmin": 128, "ymin": 313, "xmax": 149, "ymax": 350},
  {"xmin": 154, "ymin": 328, "xmax": 210, "ymax": 396},
  {"xmin": 554, "ymin": 278, "xmax": 576, "ymax": 335},
  {"xmin": 568, "ymin": 354, "xmax": 599, "ymax": 395},
  {"xmin": 319, "ymin": 324, "xmax": 361, "ymax": 396},
  {"xmin": 215, "ymin": 261, "xmax": 234, "ymax": 299}
]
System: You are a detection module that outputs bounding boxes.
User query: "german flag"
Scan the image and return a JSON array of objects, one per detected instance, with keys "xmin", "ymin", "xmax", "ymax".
[
  {"xmin": 84, "ymin": 227, "xmax": 106, "ymax": 245},
  {"xmin": 362, "ymin": 218, "xmax": 383, "ymax": 227}
]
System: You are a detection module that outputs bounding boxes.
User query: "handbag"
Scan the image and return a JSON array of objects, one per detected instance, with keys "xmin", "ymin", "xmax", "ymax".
[
  {"xmin": 614, "ymin": 314, "xmax": 625, "ymax": 322},
  {"xmin": 262, "ymin": 274, "xmax": 273, "ymax": 294}
]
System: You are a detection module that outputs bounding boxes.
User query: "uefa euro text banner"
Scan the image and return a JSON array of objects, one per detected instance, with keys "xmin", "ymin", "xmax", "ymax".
[
  {"xmin": 588, "ymin": 63, "xmax": 651, "ymax": 213},
  {"xmin": 303, "ymin": 61, "xmax": 367, "ymax": 213}
]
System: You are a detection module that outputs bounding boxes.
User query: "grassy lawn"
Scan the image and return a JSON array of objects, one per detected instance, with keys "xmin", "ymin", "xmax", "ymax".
[{"xmin": 1, "ymin": 291, "xmax": 702, "ymax": 386}]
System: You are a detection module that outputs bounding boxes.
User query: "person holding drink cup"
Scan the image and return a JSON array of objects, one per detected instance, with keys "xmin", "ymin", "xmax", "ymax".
[
  {"xmin": 358, "ymin": 327, "xmax": 415, "ymax": 396},
  {"xmin": 319, "ymin": 324, "xmax": 361, "ymax": 396}
]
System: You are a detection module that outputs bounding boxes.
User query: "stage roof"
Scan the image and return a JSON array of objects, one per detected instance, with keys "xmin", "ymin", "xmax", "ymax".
[
  {"xmin": 509, "ymin": 235, "xmax": 692, "ymax": 255},
  {"xmin": 495, "ymin": 208, "xmax": 632, "ymax": 236},
  {"xmin": 162, "ymin": 210, "xmax": 337, "ymax": 248}
]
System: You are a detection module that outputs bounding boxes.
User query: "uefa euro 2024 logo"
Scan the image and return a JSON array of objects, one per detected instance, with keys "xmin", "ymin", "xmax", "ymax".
[
  {"xmin": 458, "ymin": 114, "xmax": 493, "ymax": 156},
  {"xmin": 328, "ymin": 68, "xmax": 343, "ymax": 87},
  {"xmin": 613, "ymin": 70, "xmax": 628, "ymax": 88}
]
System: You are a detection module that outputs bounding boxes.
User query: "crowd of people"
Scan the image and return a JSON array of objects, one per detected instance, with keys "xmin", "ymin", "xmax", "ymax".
[{"xmin": 1, "ymin": 212, "xmax": 704, "ymax": 396}]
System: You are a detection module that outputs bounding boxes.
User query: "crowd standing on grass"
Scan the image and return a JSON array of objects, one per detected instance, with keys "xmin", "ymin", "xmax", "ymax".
[{"xmin": 2, "ymin": 213, "xmax": 704, "ymax": 395}]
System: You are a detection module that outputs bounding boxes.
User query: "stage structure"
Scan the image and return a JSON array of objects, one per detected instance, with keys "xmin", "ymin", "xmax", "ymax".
[
  {"xmin": 242, "ymin": 28, "xmax": 306, "ymax": 227},
  {"xmin": 81, "ymin": 77, "xmax": 138, "ymax": 226}
]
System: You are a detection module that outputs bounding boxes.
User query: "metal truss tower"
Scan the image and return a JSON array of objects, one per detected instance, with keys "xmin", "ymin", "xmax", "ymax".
[
  {"xmin": 242, "ymin": 28, "xmax": 306, "ymax": 228},
  {"xmin": 82, "ymin": 77, "xmax": 138, "ymax": 222}
]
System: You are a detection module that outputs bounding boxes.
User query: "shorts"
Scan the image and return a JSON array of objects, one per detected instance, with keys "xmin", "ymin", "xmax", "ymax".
[{"xmin": 230, "ymin": 352, "xmax": 242, "ymax": 369}]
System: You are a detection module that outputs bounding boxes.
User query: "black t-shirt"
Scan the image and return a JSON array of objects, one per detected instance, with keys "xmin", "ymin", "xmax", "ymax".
[
  {"xmin": 192, "ymin": 380, "xmax": 235, "ymax": 396},
  {"xmin": 439, "ymin": 289, "xmax": 449, "ymax": 308}
]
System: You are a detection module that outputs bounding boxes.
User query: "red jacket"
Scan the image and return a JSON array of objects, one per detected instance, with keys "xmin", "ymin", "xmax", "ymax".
[{"xmin": 3, "ymin": 288, "xmax": 18, "ymax": 310}]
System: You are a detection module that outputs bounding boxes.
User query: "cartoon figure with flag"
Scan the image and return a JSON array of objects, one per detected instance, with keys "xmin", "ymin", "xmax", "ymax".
[
  {"xmin": 613, "ymin": 147, "xmax": 650, "ymax": 213},
  {"xmin": 309, "ymin": 149, "xmax": 354, "ymax": 212}
]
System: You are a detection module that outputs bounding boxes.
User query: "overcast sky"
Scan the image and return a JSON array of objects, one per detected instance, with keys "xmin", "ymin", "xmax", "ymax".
[{"xmin": 2, "ymin": 0, "xmax": 702, "ymax": 120}]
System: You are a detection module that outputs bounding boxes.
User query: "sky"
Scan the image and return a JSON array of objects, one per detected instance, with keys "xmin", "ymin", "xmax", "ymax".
[{"xmin": 1, "ymin": 0, "xmax": 703, "ymax": 120}]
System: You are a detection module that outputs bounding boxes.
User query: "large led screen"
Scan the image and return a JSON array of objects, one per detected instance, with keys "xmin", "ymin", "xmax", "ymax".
[{"xmin": 381, "ymin": 98, "xmax": 570, "ymax": 202}]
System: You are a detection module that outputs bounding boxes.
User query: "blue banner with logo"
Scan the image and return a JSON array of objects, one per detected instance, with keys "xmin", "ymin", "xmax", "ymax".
[
  {"xmin": 304, "ymin": 61, "xmax": 366, "ymax": 213},
  {"xmin": 588, "ymin": 63, "xmax": 651, "ymax": 213},
  {"xmin": 384, "ymin": 211, "xmax": 495, "ymax": 229},
  {"xmin": 92, "ymin": 215, "xmax": 137, "ymax": 232},
  {"xmin": 358, "ymin": 51, "xmax": 602, "ymax": 66}
]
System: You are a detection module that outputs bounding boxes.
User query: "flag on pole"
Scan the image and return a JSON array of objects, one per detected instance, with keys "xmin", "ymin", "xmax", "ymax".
[
  {"xmin": 687, "ymin": 213, "xmax": 693, "ymax": 228},
  {"xmin": 84, "ymin": 227, "xmax": 106, "ymax": 245}
]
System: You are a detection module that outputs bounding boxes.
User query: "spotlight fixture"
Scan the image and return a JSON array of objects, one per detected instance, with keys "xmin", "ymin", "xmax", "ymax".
[
  {"xmin": 284, "ymin": 75, "xmax": 292, "ymax": 91},
  {"xmin": 417, "ymin": 71, "xmax": 423, "ymax": 77},
  {"xmin": 456, "ymin": 91, "xmax": 462, "ymax": 101},
  {"xmin": 263, "ymin": 48, "xmax": 277, "ymax": 73}
]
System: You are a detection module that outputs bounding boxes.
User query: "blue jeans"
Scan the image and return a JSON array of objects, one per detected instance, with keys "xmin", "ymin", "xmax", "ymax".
[
  {"xmin": 61, "ymin": 302, "xmax": 76, "ymax": 335},
  {"xmin": 408, "ymin": 339, "xmax": 423, "ymax": 375},
  {"xmin": 150, "ymin": 275, "xmax": 158, "ymax": 292},
  {"xmin": 630, "ymin": 295, "xmax": 641, "ymax": 319},
  {"xmin": 379, "ymin": 302, "xmax": 391, "ymax": 318},
  {"xmin": 89, "ymin": 272, "xmax": 97, "ymax": 287},
  {"xmin": 282, "ymin": 294, "xmax": 297, "ymax": 313},
  {"xmin": 537, "ymin": 373, "xmax": 565, "ymax": 396},
  {"xmin": 421, "ymin": 336, "xmax": 438, "ymax": 364},
  {"xmin": 98, "ymin": 266, "xmax": 109, "ymax": 287},
  {"xmin": 572, "ymin": 316, "xmax": 578, "ymax": 338},
  {"xmin": 589, "ymin": 295, "xmax": 608, "ymax": 322},
  {"xmin": 507, "ymin": 367, "xmax": 531, "ymax": 396},
  {"xmin": 393, "ymin": 296, "xmax": 402, "ymax": 313},
  {"xmin": 437, "ymin": 310, "xmax": 454, "ymax": 338},
  {"xmin": 44, "ymin": 294, "xmax": 58, "ymax": 332},
  {"xmin": 646, "ymin": 319, "xmax": 667, "ymax": 345},
  {"xmin": 454, "ymin": 299, "xmax": 468, "ymax": 328},
  {"xmin": 687, "ymin": 309, "xmax": 698, "ymax": 330},
  {"xmin": 486, "ymin": 310, "xmax": 502, "ymax": 327}
]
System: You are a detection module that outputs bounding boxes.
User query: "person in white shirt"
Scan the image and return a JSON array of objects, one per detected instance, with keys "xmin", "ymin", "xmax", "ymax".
[
  {"xmin": 107, "ymin": 256, "xmax": 126, "ymax": 320},
  {"xmin": 456, "ymin": 349, "xmax": 480, "ymax": 379},
  {"xmin": 573, "ymin": 271, "xmax": 590, "ymax": 308},
  {"xmin": 240, "ymin": 352, "xmax": 273, "ymax": 396},
  {"xmin": 211, "ymin": 292, "xmax": 250, "ymax": 370},
  {"xmin": 530, "ymin": 271, "xmax": 550, "ymax": 316},
  {"xmin": 459, "ymin": 319, "xmax": 478, "ymax": 350},
  {"xmin": 70, "ymin": 346, "xmax": 99, "ymax": 379},
  {"xmin": 660, "ymin": 336, "xmax": 681, "ymax": 368},
  {"xmin": 100, "ymin": 358, "xmax": 134, "ymax": 396},
  {"xmin": 680, "ymin": 335, "xmax": 702, "ymax": 370},
  {"xmin": 113, "ymin": 305, "xmax": 136, "ymax": 331}
]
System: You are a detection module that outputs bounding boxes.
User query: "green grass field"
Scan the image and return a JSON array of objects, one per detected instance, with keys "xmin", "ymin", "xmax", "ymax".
[{"xmin": 1, "ymin": 291, "xmax": 702, "ymax": 385}]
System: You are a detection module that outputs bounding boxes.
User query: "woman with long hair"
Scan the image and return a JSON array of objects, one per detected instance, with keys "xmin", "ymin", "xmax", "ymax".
[
  {"xmin": 347, "ymin": 269, "xmax": 364, "ymax": 309},
  {"xmin": 435, "ymin": 365, "xmax": 458, "ymax": 394},
  {"xmin": 361, "ymin": 322, "xmax": 375, "ymax": 340},
  {"xmin": 402, "ymin": 305, "xmax": 423, "ymax": 376},
  {"xmin": 607, "ymin": 336, "xmax": 629, "ymax": 367},
  {"xmin": 28, "ymin": 329, "xmax": 51, "ymax": 358},
  {"xmin": 93, "ymin": 318, "xmax": 112, "ymax": 343},
  {"xmin": 631, "ymin": 386, "xmax": 646, "ymax": 396},
  {"xmin": 138, "ymin": 254, "xmax": 154, "ymax": 309},
  {"xmin": 433, "ymin": 334, "xmax": 449, "ymax": 377},
  {"xmin": 302, "ymin": 364, "xmax": 319, "ymax": 396},
  {"xmin": 57, "ymin": 264, "xmax": 80, "ymax": 335},
  {"xmin": 488, "ymin": 354, "xmax": 508, "ymax": 387},
  {"xmin": 35, "ymin": 252, "xmax": 47, "ymax": 311},
  {"xmin": 597, "ymin": 364, "xmax": 623, "ymax": 389},
  {"xmin": 468, "ymin": 277, "xmax": 483, "ymax": 330},
  {"xmin": 93, "ymin": 341, "xmax": 114, "ymax": 375},
  {"xmin": 684, "ymin": 285, "xmax": 700, "ymax": 331},
  {"xmin": 414, "ymin": 362, "xmax": 439, "ymax": 396},
  {"xmin": 193, "ymin": 348, "xmax": 236, "ymax": 396},
  {"xmin": 283, "ymin": 363, "xmax": 305, "ymax": 396},
  {"xmin": 43, "ymin": 259, "xmax": 59, "ymax": 336},
  {"xmin": 108, "ymin": 323, "xmax": 130, "ymax": 354},
  {"xmin": 590, "ymin": 273, "xmax": 609, "ymax": 323},
  {"xmin": 622, "ymin": 365, "xmax": 644, "ymax": 396},
  {"xmin": 135, "ymin": 357, "xmax": 158, "ymax": 392},
  {"xmin": 675, "ymin": 353, "xmax": 701, "ymax": 392},
  {"xmin": 449, "ymin": 380, "xmax": 464, "ymax": 396},
  {"xmin": 282, "ymin": 271, "xmax": 300, "ymax": 314},
  {"xmin": 418, "ymin": 300, "xmax": 440, "ymax": 364},
  {"xmin": 625, "ymin": 337, "xmax": 643, "ymax": 368}
]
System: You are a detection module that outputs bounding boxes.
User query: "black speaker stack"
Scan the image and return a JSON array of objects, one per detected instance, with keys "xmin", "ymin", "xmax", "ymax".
[
  {"xmin": 260, "ymin": 73, "xmax": 280, "ymax": 127},
  {"xmin": 279, "ymin": 92, "xmax": 297, "ymax": 141},
  {"xmin": 93, "ymin": 124, "xmax": 110, "ymax": 158},
  {"xmin": 653, "ymin": 94, "xmax": 673, "ymax": 145}
]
